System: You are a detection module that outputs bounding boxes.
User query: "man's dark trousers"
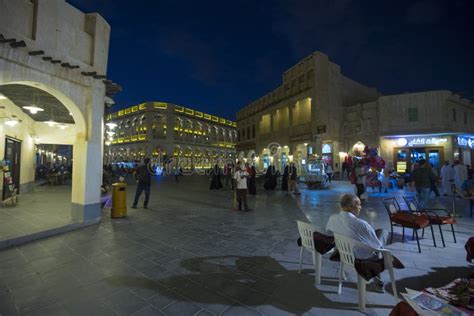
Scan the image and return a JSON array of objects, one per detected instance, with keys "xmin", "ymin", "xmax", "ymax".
[{"xmin": 133, "ymin": 183, "xmax": 150, "ymax": 207}]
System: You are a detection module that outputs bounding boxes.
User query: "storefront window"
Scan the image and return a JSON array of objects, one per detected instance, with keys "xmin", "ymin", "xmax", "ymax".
[
  {"xmin": 428, "ymin": 150, "xmax": 440, "ymax": 169},
  {"xmin": 263, "ymin": 154, "xmax": 269, "ymax": 169},
  {"xmin": 410, "ymin": 148, "xmax": 426, "ymax": 164},
  {"xmin": 281, "ymin": 154, "xmax": 287, "ymax": 169}
]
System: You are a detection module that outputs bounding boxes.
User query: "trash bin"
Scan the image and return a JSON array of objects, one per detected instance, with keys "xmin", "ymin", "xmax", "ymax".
[{"xmin": 111, "ymin": 182, "xmax": 127, "ymax": 218}]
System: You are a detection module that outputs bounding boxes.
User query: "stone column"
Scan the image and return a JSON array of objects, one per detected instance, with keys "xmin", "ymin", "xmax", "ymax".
[{"xmin": 71, "ymin": 85, "xmax": 104, "ymax": 223}]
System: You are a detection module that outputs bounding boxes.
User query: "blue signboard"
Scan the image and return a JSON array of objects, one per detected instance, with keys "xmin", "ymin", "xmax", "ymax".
[{"xmin": 457, "ymin": 135, "xmax": 474, "ymax": 149}]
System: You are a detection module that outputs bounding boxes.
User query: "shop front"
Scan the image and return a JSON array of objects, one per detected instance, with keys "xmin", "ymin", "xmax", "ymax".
[
  {"xmin": 455, "ymin": 135, "xmax": 474, "ymax": 167},
  {"xmin": 380, "ymin": 135, "xmax": 456, "ymax": 173},
  {"xmin": 322, "ymin": 143, "xmax": 333, "ymax": 168}
]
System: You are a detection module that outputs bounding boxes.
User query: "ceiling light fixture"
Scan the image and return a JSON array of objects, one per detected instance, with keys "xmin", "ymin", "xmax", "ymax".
[
  {"xmin": 23, "ymin": 105, "xmax": 45, "ymax": 114},
  {"xmin": 44, "ymin": 120, "xmax": 57, "ymax": 127}
]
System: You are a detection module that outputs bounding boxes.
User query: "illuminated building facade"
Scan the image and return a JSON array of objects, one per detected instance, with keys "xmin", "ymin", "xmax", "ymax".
[
  {"xmin": 237, "ymin": 52, "xmax": 474, "ymax": 175},
  {"xmin": 105, "ymin": 102, "xmax": 237, "ymax": 169},
  {"xmin": 344, "ymin": 91, "xmax": 474, "ymax": 172},
  {"xmin": 236, "ymin": 51, "xmax": 380, "ymax": 172}
]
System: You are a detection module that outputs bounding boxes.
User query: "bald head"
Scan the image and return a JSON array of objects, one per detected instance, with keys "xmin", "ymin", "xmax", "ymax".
[{"xmin": 340, "ymin": 194, "xmax": 362, "ymax": 215}]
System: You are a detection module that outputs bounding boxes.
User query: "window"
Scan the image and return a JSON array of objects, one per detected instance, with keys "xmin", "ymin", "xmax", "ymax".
[
  {"xmin": 464, "ymin": 112, "xmax": 467, "ymax": 125},
  {"xmin": 247, "ymin": 127, "xmax": 250, "ymax": 140},
  {"xmin": 237, "ymin": 130, "xmax": 241, "ymax": 142},
  {"xmin": 252, "ymin": 125, "xmax": 255, "ymax": 138},
  {"xmin": 242, "ymin": 128, "xmax": 245, "ymax": 138},
  {"xmin": 408, "ymin": 107, "xmax": 418, "ymax": 122},
  {"xmin": 452, "ymin": 109, "xmax": 457, "ymax": 122}
]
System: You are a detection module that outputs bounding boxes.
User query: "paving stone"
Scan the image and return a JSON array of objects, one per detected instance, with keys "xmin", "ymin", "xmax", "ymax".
[
  {"xmin": 132, "ymin": 304, "xmax": 164, "ymax": 315},
  {"xmin": 102, "ymin": 289, "xmax": 149, "ymax": 315},
  {"xmin": 161, "ymin": 300, "xmax": 202, "ymax": 315},
  {"xmin": 0, "ymin": 177, "xmax": 472, "ymax": 315}
]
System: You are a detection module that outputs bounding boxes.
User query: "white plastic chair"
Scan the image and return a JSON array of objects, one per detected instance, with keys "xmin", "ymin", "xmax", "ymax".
[
  {"xmin": 296, "ymin": 220, "xmax": 325, "ymax": 284},
  {"xmin": 333, "ymin": 233, "xmax": 398, "ymax": 311}
]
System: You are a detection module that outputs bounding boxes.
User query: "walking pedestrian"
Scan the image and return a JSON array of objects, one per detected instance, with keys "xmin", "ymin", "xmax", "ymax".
[
  {"xmin": 354, "ymin": 160, "xmax": 367, "ymax": 201},
  {"xmin": 325, "ymin": 164, "xmax": 333, "ymax": 183},
  {"xmin": 234, "ymin": 163, "xmax": 252, "ymax": 211},
  {"xmin": 288, "ymin": 162, "xmax": 300, "ymax": 195},
  {"xmin": 440, "ymin": 161, "xmax": 453, "ymax": 196},
  {"xmin": 210, "ymin": 164, "xmax": 222, "ymax": 190},
  {"xmin": 453, "ymin": 160, "xmax": 468, "ymax": 193},
  {"xmin": 132, "ymin": 157, "xmax": 152, "ymax": 209},
  {"xmin": 410, "ymin": 159, "xmax": 436, "ymax": 209},
  {"xmin": 428, "ymin": 163, "xmax": 441, "ymax": 197},
  {"xmin": 247, "ymin": 164, "xmax": 257, "ymax": 195},
  {"xmin": 281, "ymin": 164, "xmax": 289, "ymax": 192}
]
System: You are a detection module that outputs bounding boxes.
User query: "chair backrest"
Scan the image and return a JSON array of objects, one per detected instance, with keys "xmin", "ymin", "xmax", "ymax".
[
  {"xmin": 296, "ymin": 220, "xmax": 316, "ymax": 251},
  {"xmin": 333, "ymin": 233, "xmax": 376, "ymax": 267},
  {"xmin": 381, "ymin": 197, "xmax": 401, "ymax": 215},
  {"xmin": 402, "ymin": 196, "xmax": 419, "ymax": 211}
]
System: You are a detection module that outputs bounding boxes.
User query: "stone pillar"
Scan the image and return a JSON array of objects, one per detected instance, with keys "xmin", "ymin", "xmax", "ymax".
[{"xmin": 71, "ymin": 85, "xmax": 104, "ymax": 223}]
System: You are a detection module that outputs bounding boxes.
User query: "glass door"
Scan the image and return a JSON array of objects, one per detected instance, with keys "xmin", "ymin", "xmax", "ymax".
[
  {"xmin": 428, "ymin": 149, "xmax": 440, "ymax": 170},
  {"xmin": 410, "ymin": 148, "xmax": 426, "ymax": 166}
]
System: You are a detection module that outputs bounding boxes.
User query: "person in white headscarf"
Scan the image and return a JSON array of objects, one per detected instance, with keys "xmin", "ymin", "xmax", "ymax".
[
  {"xmin": 453, "ymin": 160, "xmax": 468, "ymax": 193},
  {"xmin": 440, "ymin": 161, "xmax": 453, "ymax": 196}
]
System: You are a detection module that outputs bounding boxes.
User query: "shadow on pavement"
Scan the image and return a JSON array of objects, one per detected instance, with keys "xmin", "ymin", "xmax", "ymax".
[
  {"xmin": 108, "ymin": 255, "xmax": 396, "ymax": 314},
  {"xmin": 395, "ymin": 266, "xmax": 474, "ymax": 294}
]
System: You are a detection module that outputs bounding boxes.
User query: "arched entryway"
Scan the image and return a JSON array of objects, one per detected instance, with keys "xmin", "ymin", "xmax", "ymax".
[{"xmin": 0, "ymin": 79, "xmax": 104, "ymax": 227}]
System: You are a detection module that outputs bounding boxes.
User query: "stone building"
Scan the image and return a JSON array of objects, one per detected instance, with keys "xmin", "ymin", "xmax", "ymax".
[
  {"xmin": 105, "ymin": 102, "xmax": 237, "ymax": 169},
  {"xmin": 343, "ymin": 91, "xmax": 474, "ymax": 172},
  {"xmin": 236, "ymin": 51, "xmax": 380, "ymax": 171},
  {"xmin": 236, "ymin": 52, "xmax": 474, "ymax": 174},
  {"xmin": 0, "ymin": 0, "xmax": 116, "ymax": 223}
]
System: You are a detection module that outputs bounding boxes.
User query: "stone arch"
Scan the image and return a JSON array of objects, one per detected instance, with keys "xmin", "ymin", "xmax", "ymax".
[{"xmin": 1, "ymin": 81, "xmax": 86, "ymax": 136}]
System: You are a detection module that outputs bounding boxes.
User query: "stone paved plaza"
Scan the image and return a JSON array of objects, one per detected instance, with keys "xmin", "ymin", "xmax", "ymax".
[{"xmin": 0, "ymin": 176, "xmax": 473, "ymax": 315}]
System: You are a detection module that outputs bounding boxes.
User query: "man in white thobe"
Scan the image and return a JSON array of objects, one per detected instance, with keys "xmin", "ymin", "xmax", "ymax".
[
  {"xmin": 453, "ymin": 161, "xmax": 468, "ymax": 192},
  {"xmin": 440, "ymin": 161, "xmax": 453, "ymax": 196},
  {"xmin": 326, "ymin": 194, "xmax": 388, "ymax": 293}
]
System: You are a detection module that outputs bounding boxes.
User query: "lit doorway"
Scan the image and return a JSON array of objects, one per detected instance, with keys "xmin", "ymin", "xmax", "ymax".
[{"xmin": 2, "ymin": 137, "xmax": 21, "ymax": 201}]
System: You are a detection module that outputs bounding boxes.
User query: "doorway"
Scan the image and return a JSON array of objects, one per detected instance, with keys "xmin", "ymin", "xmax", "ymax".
[
  {"xmin": 3, "ymin": 137, "xmax": 22, "ymax": 201},
  {"xmin": 394, "ymin": 147, "xmax": 443, "ymax": 173}
]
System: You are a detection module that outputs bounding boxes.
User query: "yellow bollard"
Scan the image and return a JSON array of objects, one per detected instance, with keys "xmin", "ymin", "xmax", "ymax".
[{"xmin": 111, "ymin": 182, "xmax": 127, "ymax": 218}]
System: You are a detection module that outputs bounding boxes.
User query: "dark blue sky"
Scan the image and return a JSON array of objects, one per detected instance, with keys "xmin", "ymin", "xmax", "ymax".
[{"xmin": 69, "ymin": 0, "xmax": 474, "ymax": 120}]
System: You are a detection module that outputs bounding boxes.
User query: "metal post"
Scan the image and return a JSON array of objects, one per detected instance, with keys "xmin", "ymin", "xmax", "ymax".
[{"xmin": 451, "ymin": 182, "xmax": 461, "ymax": 217}]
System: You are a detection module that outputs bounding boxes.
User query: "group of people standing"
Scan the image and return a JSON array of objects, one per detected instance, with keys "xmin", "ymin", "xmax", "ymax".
[
  {"xmin": 263, "ymin": 162, "xmax": 301, "ymax": 195},
  {"xmin": 209, "ymin": 162, "xmax": 257, "ymax": 194}
]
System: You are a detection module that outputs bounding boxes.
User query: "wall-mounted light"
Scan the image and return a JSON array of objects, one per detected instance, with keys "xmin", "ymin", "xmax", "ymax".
[
  {"xmin": 5, "ymin": 117, "xmax": 19, "ymax": 127},
  {"xmin": 106, "ymin": 122, "xmax": 117, "ymax": 129},
  {"xmin": 23, "ymin": 105, "xmax": 44, "ymax": 114},
  {"xmin": 0, "ymin": 94, "xmax": 7, "ymax": 100}
]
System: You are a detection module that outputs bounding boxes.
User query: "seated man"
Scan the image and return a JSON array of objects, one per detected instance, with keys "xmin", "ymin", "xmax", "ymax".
[{"xmin": 326, "ymin": 193, "xmax": 389, "ymax": 293}]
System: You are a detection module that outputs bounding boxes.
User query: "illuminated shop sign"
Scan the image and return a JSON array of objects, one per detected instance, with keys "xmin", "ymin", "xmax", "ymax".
[
  {"xmin": 457, "ymin": 136, "xmax": 474, "ymax": 149},
  {"xmin": 393, "ymin": 137, "xmax": 448, "ymax": 147},
  {"xmin": 322, "ymin": 144, "xmax": 332, "ymax": 154}
]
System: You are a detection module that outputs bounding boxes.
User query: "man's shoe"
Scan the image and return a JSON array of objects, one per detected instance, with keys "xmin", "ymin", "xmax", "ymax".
[
  {"xmin": 367, "ymin": 281, "xmax": 385, "ymax": 293},
  {"xmin": 131, "ymin": 205, "xmax": 137, "ymax": 209}
]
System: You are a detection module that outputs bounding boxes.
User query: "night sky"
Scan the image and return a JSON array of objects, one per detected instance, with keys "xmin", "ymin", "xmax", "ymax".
[{"xmin": 69, "ymin": 0, "xmax": 474, "ymax": 121}]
